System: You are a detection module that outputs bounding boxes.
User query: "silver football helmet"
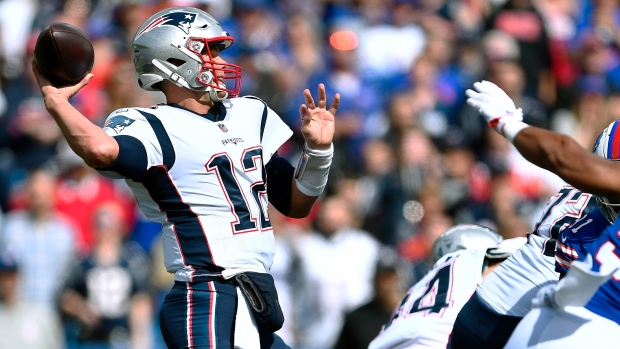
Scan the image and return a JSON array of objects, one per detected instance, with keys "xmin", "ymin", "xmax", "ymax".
[
  {"xmin": 132, "ymin": 6, "xmax": 241, "ymax": 102},
  {"xmin": 592, "ymin": 119, "xmax": 620, "ymax": 223},
  {"xmin": 431, "ymin": 224, "xmax": 503, "ymax": 262}
]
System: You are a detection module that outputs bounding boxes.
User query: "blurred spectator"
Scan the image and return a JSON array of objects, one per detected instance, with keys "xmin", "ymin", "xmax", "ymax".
[
  {"xmin": 488, "ymin": 59, "xmax": 548, "ymax": 128},
  {"xmin": 59, "ymin": 201, "xmax": 152, "ymax": 349},
  {"xmin": 0, "ymin": 250, "xmax": 65, "ymax": 349},
  {"xmin": 335, "ymin": 247, "xmax": 407, "ymax": 349},
  {"xmin": 274, "ymin": 13, "xmax": 325, "ymax": 129},
  {"xmin": 418, "ymin": 34, "xmax": 469, "ymax": 133},
  {"xmin": 146, "ymin": 234, "xmax": 173, "ymax": 349},
  {"xmin": 536, "ymin": 0, "xmax": 581, "ymax": 109},
  {"xmin": 282, "ymin": 14, "xmax": 325, "ymax": 91},
  {"xmin": 356, "ymin": 0, "xmax": 426, "ymax": 80},
  {"xmin": 486, "ymin": 0, "xmax": 555, "ymax": 106},
  {"xmin": 488, "ymin": 172, "xmax": 531, "ymax": 238},
  {"xmin": 267, "ymin": 204, "xmax": 305, "ymax": 347},
  {"xmin": 232, "ymin": 0, "xmax": 283, "ymax": 54},
  {"xmin": 0, "ymin": 33, "xmax": 62, "ymax": 211},
  {"xmin": 482, "ymin": 29, "xmax": 521, "ymax": 63},
  {"xmin": 292, "ymin": 195, "xmax": 380, "ymax": 349},
  {"xmin": 303, "ymin": 28, "xmax": 385, "ymax": 173},
  {"xmin": 357, "ymin": 140, "xmax": 400, "ymax": 246},
  {"xmin": 403, "ymin": 54, "xmax": 448, "ymax": 138},
  {"xmin": 1, "ymin": 168, "xmax": 76, "ymax": 309},
  {"xmin": 398, "ymin": 213, "xmax": 453, "ymax": 282},
  {"xmin": 385, "ymin": 92, "xmax": 419, "ymax": 148},
  {"xmin": 0, "ymin": 0, "xmax": 37, "ymax": 80},
  {"xmin": 448, "ymin": 0, "xmax": 490, "ymax": 38},
  {"xmin": 104, "ymin": 59, "xmax": 166, "ymax": 117},
  {"xmin": 437, "ymin": 134, "xmax": 492, "ymax": 223},
  {"xmin": 54, "ymin": 142, "xmax": 135, "ymax": 253}
]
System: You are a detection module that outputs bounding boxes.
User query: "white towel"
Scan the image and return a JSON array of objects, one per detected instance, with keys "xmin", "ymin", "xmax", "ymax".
[{"xmin": 234, "ymin": 286, "xmax": 260, "ymax": 349}]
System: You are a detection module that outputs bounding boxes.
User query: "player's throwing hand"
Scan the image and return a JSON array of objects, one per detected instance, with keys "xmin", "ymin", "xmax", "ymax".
[
  {"xmin": 32, "ymin": 59, "xmax": 93, "ymax": 109},
  {"xmin": 300, "ymin": 83, "xmax": 340, "ymax": 151},
  {"xmin": 466, "ymin": 80, "xmax": 527, "ymax": 141}
]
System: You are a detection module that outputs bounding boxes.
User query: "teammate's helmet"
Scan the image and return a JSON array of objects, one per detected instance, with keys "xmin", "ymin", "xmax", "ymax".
[
  {"xmin": 132, "ymin": 7, "xmax": 241, "ymax": 101},
  {"xmin": 431, "ymin": 224, "xmax": 503, "ymax": 262},
  {"xmin": 592, "ymin": 119, "xmax": 620, "ymax": 223}
]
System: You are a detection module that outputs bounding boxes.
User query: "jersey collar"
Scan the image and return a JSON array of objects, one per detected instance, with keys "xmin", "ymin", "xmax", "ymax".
[{"xmin": 167, "ymin": 103, "xmax": 227, "ymax": 122}]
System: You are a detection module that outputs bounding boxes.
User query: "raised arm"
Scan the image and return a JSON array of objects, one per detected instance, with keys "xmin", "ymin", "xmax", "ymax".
[
  {"xmin": 466, "ymin": 80, "xmax": 620, "ymax": 198},
  {"xmin": 288, "ymin": 83, "xmax": 340, "ymax": 218},
  {"xmin": 32, "ymin": 60, "xmax": 118, "ymax": 168}
]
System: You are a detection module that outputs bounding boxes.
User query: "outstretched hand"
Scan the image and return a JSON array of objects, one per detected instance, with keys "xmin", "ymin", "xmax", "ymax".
[
  {"xmin": 31, "ymin": 59, "xmax": 93, "ymax": 110},
  {"xmin": 466, "ymin": 80, "xmax": 523, "ymax": 132},
  {"xmin": 300, "ymin": 83, "xmax": 340, "ymax": 150}
]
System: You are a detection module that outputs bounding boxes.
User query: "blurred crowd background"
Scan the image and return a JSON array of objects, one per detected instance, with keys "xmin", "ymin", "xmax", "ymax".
[{"xmin": 0, "ymin": 0, "xmax": 618, "ymax": 348}]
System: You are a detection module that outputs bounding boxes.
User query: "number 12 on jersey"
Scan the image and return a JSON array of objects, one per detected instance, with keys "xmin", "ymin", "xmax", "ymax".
[{"xmin": 206, "ymin": 147, "xmax": 272, "ymax": 234}]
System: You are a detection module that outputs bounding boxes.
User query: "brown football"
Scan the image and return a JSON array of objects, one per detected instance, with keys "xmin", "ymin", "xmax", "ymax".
[{"xmin": 33, "ymin": 23, "xmax": 94, "ymax": 87}]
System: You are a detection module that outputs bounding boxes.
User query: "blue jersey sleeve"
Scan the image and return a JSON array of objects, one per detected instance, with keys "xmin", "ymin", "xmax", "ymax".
[
  {"xmin": 555, "ymin": 208, "xmax": 611, "ymax": 275},
  {"xmin": 97, "ymin": 135, "xmax": 148, "ymax": 180},
  {"xmin": 582, "ymin": 219, "xmax": 620, "ymax": 324},
  {"xmin": 98, "ymin": 108, "xmax": 166, "ymax": 180}
]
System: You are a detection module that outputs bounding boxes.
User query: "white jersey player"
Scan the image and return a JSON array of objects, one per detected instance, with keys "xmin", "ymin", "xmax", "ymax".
[
  {"xmin": 476, "ymin": 185, "xmax": 596, "ymax": 314},
  {"xmin": 462, "ymin": 79, "xmax": 620, "ymax": 349},
  {"xmin": 100, "ymin": 98, "xmax": 293, "ymax": 281},
  {"xmin": 450, "ymin": 185, "xmax": 597, "ymax": 348},
  {"xmin": 451, "ymin": 119, "xmax": 620, "ymax": 349},
  {"xmin": 31, "ymin": 6, "xmax": 340, "ymax": 349},
  {"xmin": 505, "ymin": 219, "xmax": 620, "ymax": 348},
  {"xmin": 369, "ymin": 224, "xmax": 525, "ymax": 349}
]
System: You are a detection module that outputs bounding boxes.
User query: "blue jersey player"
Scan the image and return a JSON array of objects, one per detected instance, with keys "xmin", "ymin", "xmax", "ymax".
[
  {"xmin": 555, "ymin": 208, "xmax": 610, "ymax": 276},
  {"xmin": 32, "ymin": 6, "xmax": 340, "ymax": 349},
  {"xmin": 449, "ymin": 120, "xmax": 620, "ymax": 349},
  {"xmin": 466, "ymin": 80, "xmax": 620, "ymax": 348},
  {"xmin": 505, "ymin": 217, "xmax": 620, "ymax": 348}
]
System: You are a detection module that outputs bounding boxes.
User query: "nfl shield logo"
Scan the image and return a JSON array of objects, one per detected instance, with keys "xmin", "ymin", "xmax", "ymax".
[{"xmin": 218, "ymin": 123, "xmax": 228, "ymax": 132}]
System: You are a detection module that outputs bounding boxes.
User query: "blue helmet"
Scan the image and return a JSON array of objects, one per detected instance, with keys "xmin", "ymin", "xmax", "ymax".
[{"xmin": 592, "ymin": 119, "xmax": 620, "ymax": 223}]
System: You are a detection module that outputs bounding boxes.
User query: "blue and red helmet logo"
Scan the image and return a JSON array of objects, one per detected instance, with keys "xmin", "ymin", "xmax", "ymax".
[{"xmin": 136, "ymin": 11, "xmax": 198, "ymax": 38}]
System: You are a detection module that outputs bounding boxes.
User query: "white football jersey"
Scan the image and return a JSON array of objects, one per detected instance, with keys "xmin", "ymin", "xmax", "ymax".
[
  {"xmin": 100, "ymin": 97, "xmax": 292, "ymax": 281},
  {"xmin": 476, "ymin": 185, "xmax": 595, "ymax": 316},
  {"xmin": 369, "ymin": 249, "xmax": 487, "ymax": 349}
]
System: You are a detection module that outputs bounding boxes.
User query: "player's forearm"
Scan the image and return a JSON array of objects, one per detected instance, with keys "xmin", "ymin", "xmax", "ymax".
[
  {"xmin": 512, "ymin": 127, "xmax": 605, "ymax": 194},
  {"xmin": 45, "ymin": 97, "xmax": 118, "ymax": 168},
  {"xmin": 288, "ymin": 180, "xmax": 319, "ymax": 218},
  {"xmin": 512, "ymin": 127, "xmax": 569, "ymax": 168}
]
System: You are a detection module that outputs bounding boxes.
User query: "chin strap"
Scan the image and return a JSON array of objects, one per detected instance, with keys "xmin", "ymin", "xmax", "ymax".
[
  {"xmin": 208, "ymin": 85, "xmax": 228, "ymax": 102},
  {"xmin": 199, "ymin": 70, "xmax": 227, "ymax": 102}
]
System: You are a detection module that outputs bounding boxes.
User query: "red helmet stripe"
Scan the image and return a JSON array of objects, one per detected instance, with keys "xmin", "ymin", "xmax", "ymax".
[
  {"xmin": 137, "ymin": 17, "xmax": 164, "ymax": 37},
  {"xmin": 610, "ymin": 121, "xmax": 620, "ymax": 159}
]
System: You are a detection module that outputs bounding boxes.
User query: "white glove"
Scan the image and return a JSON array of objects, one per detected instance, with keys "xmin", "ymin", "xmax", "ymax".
[
  {"xmin": 532, "ymin": 283, "xmax": 559, "ymax": 308},
  {"xmin": 466, "ymin": 80, "xmax": 528, "ymax": 141}
]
